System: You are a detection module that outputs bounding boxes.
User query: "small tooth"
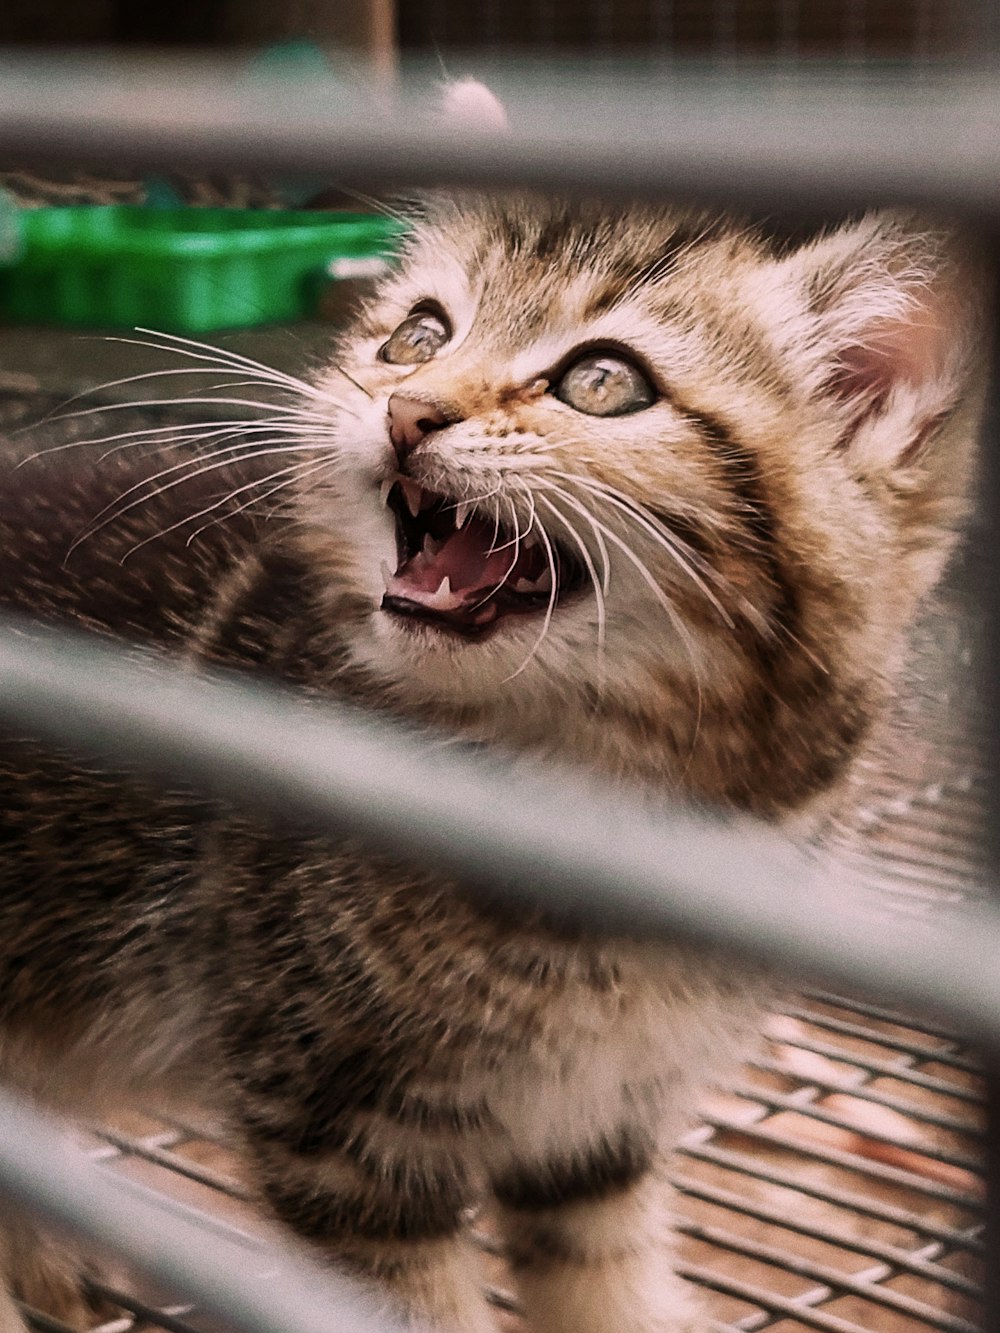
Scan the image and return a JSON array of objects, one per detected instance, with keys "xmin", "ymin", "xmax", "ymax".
[
  {"xmin": 513, "ymin": 577, "xmax": 537, "ymax": 594},
  {"xmin": 380, "ymin": 560, "xmax": 395, "ymax": 592},
  {"xmin": 523, "ymin": 530, "xmax": 540, "ymax": 550},
  {"xmin": 400, "ymin": 479, "xmax": 423, "ymax": 518},
  {"xmin": 423, "ymin": 534, "xmax": 441, "ymax": 557},
  {"xmin": 454, "ymin": 500, "xmax": 473, "ymax": 529},
  {"xmin": 379, "ymin": 479, "xmax": 393, "ymax": 506}
]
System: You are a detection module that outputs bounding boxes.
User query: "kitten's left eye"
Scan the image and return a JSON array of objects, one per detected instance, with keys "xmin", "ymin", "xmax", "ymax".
[
  {"xmin": 554, "ymin": 353, "xmax": 656, "ymax": 417},
  {"xmin": 379, "ymin": 309, "xmax": 451, "ymax": 365}
]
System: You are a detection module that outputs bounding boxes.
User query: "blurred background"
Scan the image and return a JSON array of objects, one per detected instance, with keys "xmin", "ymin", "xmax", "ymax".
[{"xmin": 0, "ymin": 0, "xmax": 993, "ymax": 61}]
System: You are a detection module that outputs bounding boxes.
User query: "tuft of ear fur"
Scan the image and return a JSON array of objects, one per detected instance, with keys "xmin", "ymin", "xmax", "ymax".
[
  {"xmin": 437, "ymin": 78, "xmax": 508, "ymax": 130},
  {"xmin": 769, "ymin": 214, "xmax": 982, "ymax": 475}
]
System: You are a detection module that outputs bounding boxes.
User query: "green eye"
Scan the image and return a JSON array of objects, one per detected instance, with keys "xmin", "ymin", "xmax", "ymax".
[
  {"xmin": 379, "ymin": 309, "xmax": 450, "ymax": 365},
  {"xmin": 554, "ymin": 353, "xmax": 656, "ymax": 417}
]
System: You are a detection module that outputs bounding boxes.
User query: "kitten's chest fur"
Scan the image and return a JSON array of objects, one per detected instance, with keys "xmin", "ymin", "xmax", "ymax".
[{"xmin": 0, "ymin": 428, "xmax": 724, "ymax": 1069}]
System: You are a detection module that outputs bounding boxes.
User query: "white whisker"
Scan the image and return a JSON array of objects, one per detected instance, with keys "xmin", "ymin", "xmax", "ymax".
[
  {"xmin": 17, "ymin": 415, "xmax": 341, "ymax": 472},
  {"xmin": 555, "ymin": 471, "xmax": 735, "ymax": 629},
  {"xmin": 34, "ymin": 394, "xmax": 347, "ymax": 436},
  {"xmin": 548, "ymin": 481, "xmax": 612, "ymax": 596},
  {"xmin": 26, "ymin": 365, "xmax": 302, "ymax": 432},
  {"xmin": 505, "ymin": 484, "xmax": 559, "ymax": 682},
  {"xmin": 537, "ymin": 478, "xmax": 705, "ymax": 705},
  {"xmin": 536, "ymin": 491, "xmax": 608, "ymax": 671},
  {"xmin": 469, "ymin": 497, "xmax": 524, "ymax": 612},
  {"xmin": 240, "ymin": 456, "xmax": 334, "ymax": 524},
  {"xmin": 180, "ymin": 458, "xmax": 333, "ymax": 549},
  {"xmin": 121, "ymin": 465, "xmax": 303, "ymax": 561},
  {"xmin": 130, "ymin": 328, "xmax": 322, "ymax": 398},
  {"xmin": 68, "ymin": 441, "xmax": 333, "ymax": 556}
]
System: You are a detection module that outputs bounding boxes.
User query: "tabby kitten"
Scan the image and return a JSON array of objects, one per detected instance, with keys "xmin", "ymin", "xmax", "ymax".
[{"xmin": 0, "ymin": 189, "xmax": 982, "ymax": 1333}]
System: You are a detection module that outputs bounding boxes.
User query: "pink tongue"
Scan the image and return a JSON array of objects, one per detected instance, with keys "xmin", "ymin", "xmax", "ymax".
[
  {"xmin": 386, "ymin": 515, "xmax": 548, "ymax": 617},
  {"xmin": 396, "ymin": 517, "xmax": 512, "ymax": 598}
]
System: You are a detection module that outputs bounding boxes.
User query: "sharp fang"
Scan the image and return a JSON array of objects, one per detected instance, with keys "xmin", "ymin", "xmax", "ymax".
[
  {"xmin": 380, "ymin": 560, "xmax": 396, "ymax": 592},
  {"xmin": 454, "ymin": 500, "xmax": 473, "ymax": 529},
  {"xmin": 379, "ymin": 479, "xmax": 394, "ymax": 507},
  {"xmin": 399, "ymin": 478, "xmax": 423, "ymax": 518},
  {"xmin": 426, "ymin": 576, "xmax": 452, "ymax": 608},
  {"xmin": 423, "ymin": 534, "xmax": 441, "ymax": 557}
]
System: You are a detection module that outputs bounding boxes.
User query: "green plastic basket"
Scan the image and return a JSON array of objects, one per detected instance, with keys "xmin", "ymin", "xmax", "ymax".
[{"xmin": 0, "ymin": 207, "xmax": 402, "ymax": 333}]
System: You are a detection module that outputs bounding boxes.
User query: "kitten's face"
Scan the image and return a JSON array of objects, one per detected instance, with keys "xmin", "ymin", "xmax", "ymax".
[{"xmin": 302, "ymin": 195, "xmax": 977, "ymax": 809}]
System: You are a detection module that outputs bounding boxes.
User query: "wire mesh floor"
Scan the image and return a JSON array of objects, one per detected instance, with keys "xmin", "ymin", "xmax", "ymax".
[
  {"xmin": 43, "ymin": 984, "xmax": 981, "ymax": 1333},
  {"xmin": 35, "ymin": 981, "xmax": 984, "ymax": 1333},
  {"xmin": 0, "ymin": 327, "xmax": 990, "ymax": 1333}
]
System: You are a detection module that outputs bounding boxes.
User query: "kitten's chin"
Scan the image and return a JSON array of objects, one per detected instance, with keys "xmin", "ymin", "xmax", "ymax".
[{"xmin": 356, "ymin": 596, "xmax": 579, "ymax": 710}]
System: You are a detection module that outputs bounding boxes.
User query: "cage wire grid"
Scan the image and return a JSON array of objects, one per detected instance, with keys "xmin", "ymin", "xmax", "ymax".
[
  {"xmin": 52, "ymin": 986, "xmax": 987, "ymax": 1333},
  {"xmin": 0, "ymin": 35, "xmax": 998, "ymax": 1333}
]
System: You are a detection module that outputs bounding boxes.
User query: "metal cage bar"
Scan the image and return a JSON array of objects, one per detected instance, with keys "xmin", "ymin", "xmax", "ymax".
[{"xmin": 0, "ymin": 49, "xmax": 996, "ymax": 1333}]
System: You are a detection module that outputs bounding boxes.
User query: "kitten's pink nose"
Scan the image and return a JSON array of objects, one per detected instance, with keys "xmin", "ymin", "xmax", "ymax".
[{"xmin": 387, "ymin": 394, "xmax": 452, "ymax": 461}]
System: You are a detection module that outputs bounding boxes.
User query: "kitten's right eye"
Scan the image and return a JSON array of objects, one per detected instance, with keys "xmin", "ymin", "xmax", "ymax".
[{"xmin": 379, "ymin": 309, "xmax": 451, "ymax": 365}]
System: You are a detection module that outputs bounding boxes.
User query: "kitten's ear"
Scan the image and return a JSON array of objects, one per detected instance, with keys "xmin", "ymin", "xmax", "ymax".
[
  {"xmin": 436, "ymin": 79, "xmax": 508, "ymax": 130},
  {"xmin": 773, "ymin": 215, "xmax": 980, "ymax": 472}
]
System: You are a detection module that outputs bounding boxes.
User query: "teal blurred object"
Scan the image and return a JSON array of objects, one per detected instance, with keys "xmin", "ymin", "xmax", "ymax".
[{"xmin": 0, "ymin": 207, "xmax": 402, "ymax": 332}]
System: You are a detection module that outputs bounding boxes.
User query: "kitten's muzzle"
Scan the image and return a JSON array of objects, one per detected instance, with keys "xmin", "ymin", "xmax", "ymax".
[{"xmin": 387, "ymin": 394, "xmax": 456, "ymax": 463}]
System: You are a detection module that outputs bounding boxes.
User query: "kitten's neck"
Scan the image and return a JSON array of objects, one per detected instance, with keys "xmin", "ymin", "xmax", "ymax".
[
  {"xmin": 335, "ymin": 665, "xmax": 866, "ymax": 829},
  {"xmin": 190, "ymin": 536, "xmax": 869, "ymax": 831}
]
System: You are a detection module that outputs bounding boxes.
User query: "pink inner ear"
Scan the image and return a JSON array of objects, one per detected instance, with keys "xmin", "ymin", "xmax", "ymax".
[{"xmin": 830, "ymin": 292, "xmax": 953, "ymax": 411}]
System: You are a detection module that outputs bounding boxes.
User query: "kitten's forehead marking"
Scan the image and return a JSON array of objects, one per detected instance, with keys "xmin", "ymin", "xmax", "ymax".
[{"xmin": 394, "ymin": 212, "xmax": 727, "ymax": 393}]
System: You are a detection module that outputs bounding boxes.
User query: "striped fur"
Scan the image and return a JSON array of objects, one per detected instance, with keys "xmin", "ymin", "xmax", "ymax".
[{"xmin": 0, "ymin": 194, "xmax": 984, "ymax": 1331}]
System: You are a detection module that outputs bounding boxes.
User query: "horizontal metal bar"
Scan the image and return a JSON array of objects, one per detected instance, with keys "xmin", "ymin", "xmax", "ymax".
[
  {"xmin": 0, "ymin": 55, "xmax": 998, "ymax": 219},
  {"xmin": 747, "ymin": 1055, "xmax": 984, "ymax": 1137},
  {"xmin": 91, "ymin": 1124, "xmax": 250, "ymax": 1199},
  {"xmin": 23, "ymin": 1307, "xmax": 84, "ymax": 1333},
  {"xmin": 674, "ymin": 1260, "xmax": 875, "ymax": 1333},
  {"xmin": 805, "ymin": 992, "xmax": 982, "ymax": 1042},
  {"xmin": 1, "ymin": 616, "xmax": 1000, "ymax": 1043},
  {"xmin": 671, "ymin": 1171, "xmax": 981, "ymax": 1298},
  {"xmin": 677, "ymin": 1216, "xmax": 980, "ymax": 1332},
  {"xmin": 767, "ymin": 1032, "xmax": 983, "ymax": 1105},
  {"xmin": 677, "ymin": 1138, "xmax": 983, "ymax": 1251},
  {"xmin": 83, "ymin": 1285, "xmax": 201, "ymax": 1333},
  {"xmin": 778, "ymin": 1006, "xmax": 982, "ymax": 1072},
  {"xmin": 0, "ymin": 1084, "xmax": 399, "ymax": 1333},
  {"xmin": 697, "ymin": 1111, "xmax": 983, "ymax": 1207},
  {"xmin": 726, "ymin": 1079, "xmax": 983, "ymax": 1170}
]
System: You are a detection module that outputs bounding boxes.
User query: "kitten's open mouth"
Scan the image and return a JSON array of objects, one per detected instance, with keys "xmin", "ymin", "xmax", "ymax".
[{"xmin": 379, "ymin": 477, "xmax": 585, "ymax": 638}]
